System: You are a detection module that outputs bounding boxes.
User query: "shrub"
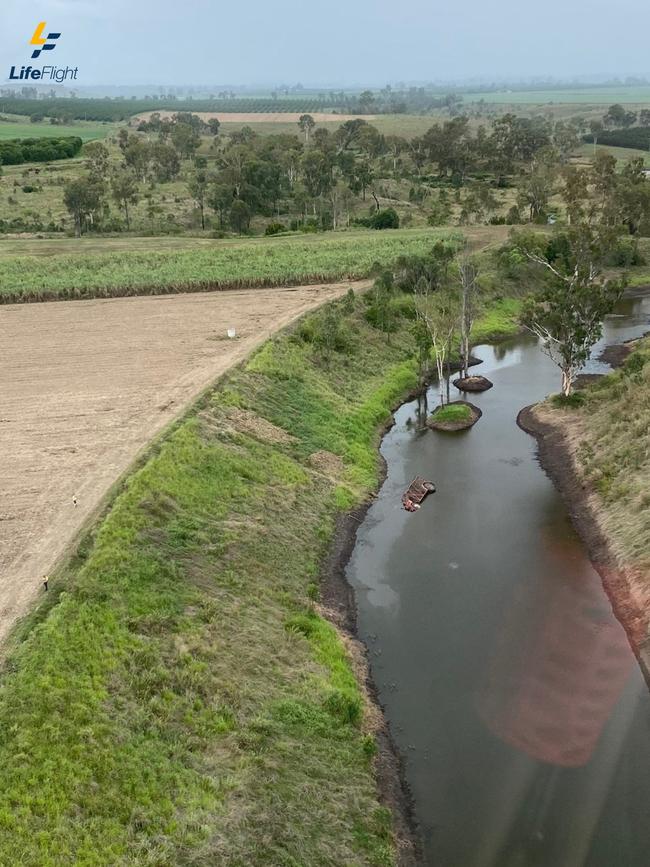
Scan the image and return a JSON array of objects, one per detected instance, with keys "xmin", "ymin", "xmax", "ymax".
[
  {"xmin": 313, "ymin": 305, "xmax": 354, "ymax": 355},
  {"xmin": 342, "ymin": 287, "xmax": 356, "ymax": 314},
  {"xmin": 297, "ymin": 317, "xmax": 317, "ymax": 344},
  {"xmin": 324, "ymin": 689, "xmax": 362, "ymax": 725},
  {"xmin": 505, "ymin": 205, "xmax": 522, "ymax": 224},
  {"xmin": 607, "ymin": 238, "xmax": 646, "ymax": 267},
  {"xmin": 550, "ymin": 391, "xmax": 586, "ymax": 408},
  {"xmin": 370, "ymin": 207, "xmax": 399, "ymax": 230},
  {"xmin": 0, "ymin": 136, "xmax": 82, "ymax": 165},
  {"xmin": 362, "ymin": 734, "xmax": 377, "ymax": 758},
  {"xmin": 264, "ymin": 221, "xmax": 288, "ymax": 236},
  {"xmin": 623, "ymin": 351, "xmax": 648, "ymax": 374}
]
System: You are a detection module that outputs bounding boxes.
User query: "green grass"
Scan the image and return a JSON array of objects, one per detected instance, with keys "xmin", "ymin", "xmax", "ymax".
[
  {"xmin": 548, "ymin": 339, "xmax": 650, "ymax": 573},
  {"xmin": 0, "ymin": 228, "xmax": 456, "ymax": 302},
  {"xmin": 472, "ymin": 296, "xmax": 523, "ymax": 343},
  {"xmin": 0, "ymin": 116, "xmax": 117, "ymax": 141},
  {"xmin": 430, "ymin": 402, "xmax": 473, "ymax": 423},
  {"xmin": 0, "ymin": 296, "xmax": 418, "ymax": 865}
]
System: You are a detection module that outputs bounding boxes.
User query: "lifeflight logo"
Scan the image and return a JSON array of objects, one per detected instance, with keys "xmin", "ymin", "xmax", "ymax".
[
  {"xmin": 7, "ymin": 21, "xmax": 78, "ymax": 82},
  {"xmin": 29, "ymin": 21, "xmax": 61, "ymax": 58}
]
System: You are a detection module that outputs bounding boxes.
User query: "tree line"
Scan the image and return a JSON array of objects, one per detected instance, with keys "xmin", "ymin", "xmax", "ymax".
[
  {"xmin": 0, "ymin": 135, "xmax": 82, "ymax": 166},
  {"xmin": 50, "ymin": 106, "xmax": 650, "ymax": 240}
]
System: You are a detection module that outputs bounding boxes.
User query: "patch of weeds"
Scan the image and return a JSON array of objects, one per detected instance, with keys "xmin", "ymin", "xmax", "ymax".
[{"xmin": 550, "ymin": 391, "xmax": 586, "ymax": 409}]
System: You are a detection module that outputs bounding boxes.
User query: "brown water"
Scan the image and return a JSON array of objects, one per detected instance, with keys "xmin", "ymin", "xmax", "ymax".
[{"xmin": 346, "ymin": 293, "xmax": 650, "ymax": 867}]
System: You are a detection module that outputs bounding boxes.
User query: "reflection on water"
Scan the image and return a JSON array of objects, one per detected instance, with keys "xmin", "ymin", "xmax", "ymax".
[
  {"xmin": 479, "ymin": 523, "xmax": 632, "ymax": 769},
  {"xmin": 346, "ymin": 294, "xmax": 650, "ymax": 867}
]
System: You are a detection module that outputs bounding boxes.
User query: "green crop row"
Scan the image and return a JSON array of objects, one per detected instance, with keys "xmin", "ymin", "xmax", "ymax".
[{"xmin": 0, "ymin": 228, "xmax": 455, "ymax": 302}]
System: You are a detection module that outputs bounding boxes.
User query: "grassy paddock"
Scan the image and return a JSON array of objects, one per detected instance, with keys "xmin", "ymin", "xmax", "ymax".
[
  {"xmin": 0, "ymin": 116, "xmax": 116, "ymax": 141},
  {"xmin": 0, "ymin": 295, "xmax": 420, "ymax": 865},
  {"xmin": 0, "ymin": 228, "xmax": 455, "ymax": 302}
]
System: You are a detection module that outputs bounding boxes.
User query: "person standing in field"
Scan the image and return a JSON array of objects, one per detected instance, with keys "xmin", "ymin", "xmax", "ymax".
[
  {"xmin": 43, "ymin": 575, "xmax": 49, "ymax": 592},
  {"xmin": 73, "ymin": 495, "xmax": 78, "ymax": 507}
]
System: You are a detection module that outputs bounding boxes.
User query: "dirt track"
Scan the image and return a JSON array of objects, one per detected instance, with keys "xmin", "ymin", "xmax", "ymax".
[{"xmin": 0, "ymin": 281, "xmax": 362, "ymax": 646}]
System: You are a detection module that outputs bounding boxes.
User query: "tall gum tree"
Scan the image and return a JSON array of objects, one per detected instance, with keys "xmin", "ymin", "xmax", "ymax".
[{"xmin": 521, "ymin": 226, "xmax": 626, "ymax": 396}]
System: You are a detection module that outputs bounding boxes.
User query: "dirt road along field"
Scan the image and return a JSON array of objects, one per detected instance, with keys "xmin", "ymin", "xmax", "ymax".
[{"xmin": 0, "ymin": 281, "xmax": 362, "ymax": 646}]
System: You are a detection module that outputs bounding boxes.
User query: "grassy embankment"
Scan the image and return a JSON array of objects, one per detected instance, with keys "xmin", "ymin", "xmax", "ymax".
[
  {"xmin": 547, "ymin": 339, "xmax": 650, "ymax": 574},
  {"xmin": 0, "ymin": 293, "xmax": 426, "ymax": 866},
  {"xmin": 0, "ymin": 273, "xmax": 523, "ymax": 865},
  {"xmin": 0, "ymin": 228, "xmax": 456, "ymax": 302}
]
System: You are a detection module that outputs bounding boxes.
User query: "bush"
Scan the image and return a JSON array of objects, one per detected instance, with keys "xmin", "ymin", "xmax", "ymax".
[
  {"xmin": 427, "ymin": 202, "xmax": 451, "ymax": 226},
  {"xmin": 296, "ymin": 317, "xmax": 317, "ymax": 344},
  {"xmin": 313, "ymin": 305, "xmax": 354, "ymax": 354},
  {"xmin": 0, "ymin": 136, "xmax": 82, "ymax": 165},
  {"xmin": 607, "ymin": 238, "xmax": 646, "ymax": 267},
  {"xmin": 370, "ymin": 207, "xmax": 399, "ymax": 230},
  {"xmin": 342, "ymin": 287, "xmax": 356, "ymax": 314},
  {"xmin": 550, "ymin": 391, "xmax": 586, "ymax": 408},
  {"xmin": 264, "ymin": 222, "xmax": 288, "ymax": 236},
  {"xmin": 324, "ymin": 689, "xmax": 361, "ymax": 725},
  {"xmin": 505, "ymin": 205, "xmax": 522, "ymax": 225},
  {"xmin": 623, "ymin": 351, "xmax": 648, "ymax": 374}
]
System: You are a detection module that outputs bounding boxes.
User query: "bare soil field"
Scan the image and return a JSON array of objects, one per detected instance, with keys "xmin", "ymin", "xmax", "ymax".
[
  {"xmin": 135, "ymin": 111, "xmax": 376, "ymax": 124},
  {"xmin": 0, "ymin": 281, "xmax": 362, "ymax": 646}
]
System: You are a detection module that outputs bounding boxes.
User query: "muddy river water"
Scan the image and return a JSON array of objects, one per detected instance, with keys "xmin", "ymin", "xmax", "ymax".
[{"xmin": 346, "ymin": 293, "xmax": 650, "ymax": 867}]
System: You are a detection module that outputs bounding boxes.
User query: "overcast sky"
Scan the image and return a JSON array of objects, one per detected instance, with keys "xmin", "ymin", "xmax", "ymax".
[{"xmin": 1, "ymin": 0, "xmax": 649, "ymax": 87}]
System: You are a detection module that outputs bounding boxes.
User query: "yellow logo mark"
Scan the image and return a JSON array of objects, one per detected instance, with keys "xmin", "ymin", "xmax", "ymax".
[{"xmin": 30, "ymin": 22, "xmax": 47, "ymax": 46}]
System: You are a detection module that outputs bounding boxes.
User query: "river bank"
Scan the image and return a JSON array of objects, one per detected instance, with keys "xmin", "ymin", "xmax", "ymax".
[
  {"xmin": 345, "ymin": 291, "xmax": 650, "ymax": 865},
  {"xmin": 517, "ymin": 339, "xmax": 650, "ymax": 687}
]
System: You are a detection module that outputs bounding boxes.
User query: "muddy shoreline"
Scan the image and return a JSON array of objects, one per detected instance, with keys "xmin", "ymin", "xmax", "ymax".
[
  {"xmin": 320, "ymin": 410, "xmax": 421, "ymax": 866},
  {"xmin": 517, "ymin": 403, "xmax": 650, "ymax": 688},
  {"xmin": 318, "ymin": 354, "xmax": 487, "ymax": 865}
]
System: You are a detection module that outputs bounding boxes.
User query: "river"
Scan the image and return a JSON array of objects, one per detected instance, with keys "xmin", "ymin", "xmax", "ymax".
[{"xmin": 346, "ymin": 292, "xmax": 650, "ymax": 867}]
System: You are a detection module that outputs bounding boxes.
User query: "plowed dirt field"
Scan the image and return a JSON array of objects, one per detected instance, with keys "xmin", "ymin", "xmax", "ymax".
[{"xmin": 0, "ymin": 281, "xmax": 362, "ymax": 645}]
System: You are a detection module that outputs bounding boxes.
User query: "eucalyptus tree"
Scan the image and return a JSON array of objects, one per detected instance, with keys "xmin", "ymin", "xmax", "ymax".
[{"xmin": 521, "ymin": 226, "xmax": 625, "ymax": 396}]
